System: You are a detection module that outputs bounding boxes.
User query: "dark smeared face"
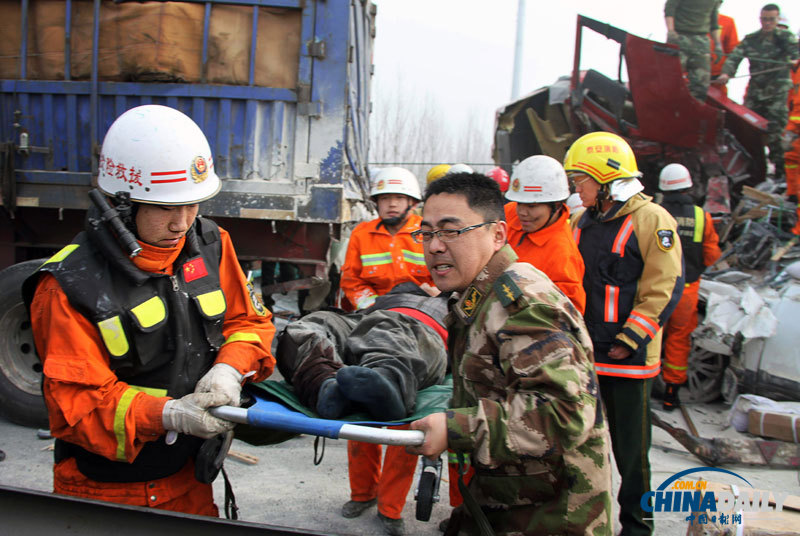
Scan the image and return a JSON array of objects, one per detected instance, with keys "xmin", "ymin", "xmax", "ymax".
[{"xmin": 135, "ymin": 204, "xmax": 198, "ymax": 247}]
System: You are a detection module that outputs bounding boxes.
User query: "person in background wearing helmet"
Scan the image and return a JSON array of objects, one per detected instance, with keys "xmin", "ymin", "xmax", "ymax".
[
  {"xmin": 23, "ymin": 105, "xmax": 275, "ymax": 516},
  {"xmin": 504, "ymin": 155, "xmax": 586, "ymax": 313},
  {"xmin": 425, "ymin": 163, "xmax": 475, "ymax": 188},
  {"xmin": 406, "ymin": 172, "xmax": 613, "ymax": 536},
  {"xmin": 338, "ymin": 166, "xmax": 437, "ymax": 535},
  {"xmin": 340, "ymin": 167, "xmax": 434, "ymax": 312},
  {"xmin": 486, "ymin": 166, "xmax": 510, "ymax": 195},
  {"xmin": 565, "ymin": 132, "xmax": 684, "ymax": 536},
  {"xmin": 657, "ymin": 164, "xmax": 722, "ymax": 411}
]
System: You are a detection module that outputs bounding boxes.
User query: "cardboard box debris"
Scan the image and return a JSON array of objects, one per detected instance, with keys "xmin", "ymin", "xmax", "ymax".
[{"xmin": 748, "ymin": 409, "xmax": 800, "ymax": 444}]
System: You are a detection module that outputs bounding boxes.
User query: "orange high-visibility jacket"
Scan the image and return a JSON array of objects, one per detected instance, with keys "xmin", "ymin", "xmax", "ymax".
[
  {"xmin": 30, "ymin": 227, "xmax": 275, "ymax": 508},
  {"xmin": 504, "ymin": 202, "xmax": 587, "ymax": 313},
  {"xmin": 340, "ymin": 214, "xmax": 433, "ymax": 311},
  {"xmin": 789, "ymin": 62, "xmax": 800, "ymax": 131},
  {"xmin": 711, "ymin": 14, "xmax": 739, "ymax": 78}
]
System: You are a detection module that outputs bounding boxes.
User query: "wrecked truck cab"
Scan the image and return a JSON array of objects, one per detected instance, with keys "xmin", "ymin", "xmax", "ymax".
[{"xmin": 493, "ymin": 15, "xmax": 768, "ymax": 213}]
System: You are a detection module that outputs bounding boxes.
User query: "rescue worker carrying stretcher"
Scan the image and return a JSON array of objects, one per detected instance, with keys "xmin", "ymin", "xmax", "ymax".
[
  {"xmin": 24, "ymin": 105, "xmax": 276, "ymax": 516},
  {"xmin": 504, "ymin": 155, "xmax": 587, "ymax": 313},
  {"xmin": 657, "ymin": 164, "xmax": 722, "ymax": 411}
]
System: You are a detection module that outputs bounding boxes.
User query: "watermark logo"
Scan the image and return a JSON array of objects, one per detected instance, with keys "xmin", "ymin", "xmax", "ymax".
[{"xmin": 641, "ymin": 467, "xmax": 791, "ymax": 527}]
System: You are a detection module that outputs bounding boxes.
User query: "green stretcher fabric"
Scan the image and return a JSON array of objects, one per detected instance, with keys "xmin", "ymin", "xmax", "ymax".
[{"xmin": 234, "ymin": 376, "xmax": 453, "ymax": 446}]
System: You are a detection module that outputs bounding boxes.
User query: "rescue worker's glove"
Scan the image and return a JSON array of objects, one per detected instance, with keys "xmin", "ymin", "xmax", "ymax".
[
  {"xmin": 162, "ymin": 392, "xmax": 235, "ymax": 439},
  {"xmin": 781, "ymin": 130, "xmax": 798, "ymax": 152},
  {"xmin": 195, "ymin": 363, "xmax": 244, "ymax": 407}
]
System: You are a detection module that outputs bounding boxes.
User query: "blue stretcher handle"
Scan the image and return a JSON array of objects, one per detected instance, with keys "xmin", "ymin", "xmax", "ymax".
[{"xmin": 210, "ymin": 398, "xmax": 425, "ymax": 446}]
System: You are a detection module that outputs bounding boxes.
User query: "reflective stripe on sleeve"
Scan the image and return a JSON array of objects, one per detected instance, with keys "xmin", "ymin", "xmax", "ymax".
[
  {"xmin": 221, "ymin": 332, "xmax": 262, "ymax": 346},
  {"xmin": 628, "ymin": 312, "xmax": 659, "ymax": 339},
  {"xmin": 113, "ymin": 388, "xmax": 139, "ymax": 461}
]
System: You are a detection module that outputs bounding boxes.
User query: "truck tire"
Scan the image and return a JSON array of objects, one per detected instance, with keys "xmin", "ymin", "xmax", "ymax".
[{"xmin": 0, "ymin": 259, "xmax": 49, "ymax": 428}]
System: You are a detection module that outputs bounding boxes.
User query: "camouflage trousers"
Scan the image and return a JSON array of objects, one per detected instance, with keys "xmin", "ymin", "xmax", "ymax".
[
  {"xmin": 746, "ymin": 83, "xmax": 791, "ymax": 176},
  {"xmin": 669, "ymin": 32, "xmax": 711, "ymax": 101}
]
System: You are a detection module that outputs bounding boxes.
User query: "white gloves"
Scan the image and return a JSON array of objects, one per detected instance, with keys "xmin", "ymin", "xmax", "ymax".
[
  {"xmin": 195, "ymin": 363, "xmax": 244, "ymax": 407},
  {"xmin": 162, "ymin": 392, "xmax": 235, "ymax": 439}
]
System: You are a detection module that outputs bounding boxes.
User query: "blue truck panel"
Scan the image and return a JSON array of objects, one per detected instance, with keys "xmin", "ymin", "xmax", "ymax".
[{"xmin": 0, "ymin": 0, "xmax": 374, "ymax": 270}]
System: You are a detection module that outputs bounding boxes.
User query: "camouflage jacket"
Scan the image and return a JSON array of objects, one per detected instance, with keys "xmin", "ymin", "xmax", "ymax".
[
  {"xmin": 722, "ymin": 28, "xmax": 799, "ymax": 95},
  {"xmin": 445, "ymin": 245, "xmax": 612, "ymax": 535}
]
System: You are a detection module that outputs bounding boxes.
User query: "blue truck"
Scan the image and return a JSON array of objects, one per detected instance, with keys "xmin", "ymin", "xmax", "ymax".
[{"xmin": 0, "ymin": 0, "xmax": 376, "ymax": 427}]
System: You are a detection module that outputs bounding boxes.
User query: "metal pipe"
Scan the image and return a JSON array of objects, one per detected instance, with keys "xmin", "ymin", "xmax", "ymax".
[{"xmin": 510, "ymin": 0, "xmax": 526, "ymax": 100}]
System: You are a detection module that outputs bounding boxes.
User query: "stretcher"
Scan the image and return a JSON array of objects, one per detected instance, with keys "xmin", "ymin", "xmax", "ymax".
[
  {"xmin": 209, "ymin": 379, "xmax": 452, "ymax": 521},
  {"xmin": 210, "ymin": 378, "xmax": 453, "ymax": 447},
  {"xmin": 211, "ymin": 395, "xmax": 425, "ymax": 446}
]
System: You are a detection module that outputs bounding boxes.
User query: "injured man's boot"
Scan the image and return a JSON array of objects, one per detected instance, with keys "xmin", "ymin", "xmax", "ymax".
[
  {"xmin": 336, "ymin": 366, "xmax": 406, "ymax": 421},
  {"xmin": 316, "ymin": 378, "xmax": 352, "ymax": 419}
]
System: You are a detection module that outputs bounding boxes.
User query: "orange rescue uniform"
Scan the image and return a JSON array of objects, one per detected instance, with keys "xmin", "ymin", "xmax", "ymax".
[
  {"xmin": 30, "ymin": 229, "xmax": 275, "ymax": 515},
  {"xmin": 710, "ymin": 13, "xmax": 739, "ymax": 97},
  {"xmin": 340, "ymin": 214, "xmax": 433, "ymax": 311},
  {"xmin": 340, "ymin": 213, "xmax": 435, "ymax": 520},
  {"xmin": 504, "ymin": 202, "xmax": 587, "ymax": 313},
  {"xmin": 786, "ymin": 61, "xmax": 800, "ymax": 234},
  {"xmin": 662, "ymin": 211, "xmax": 721, "ymax": 384}
]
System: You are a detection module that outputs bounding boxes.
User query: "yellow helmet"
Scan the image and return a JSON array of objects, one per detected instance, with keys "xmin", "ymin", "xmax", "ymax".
[
  {"xmin": 426, "ymin": 164, "xmax": 451, "ymax": 185},
  {"xmin": 563, "ymin": 131, "xmax": 641, "ymax": 185}
]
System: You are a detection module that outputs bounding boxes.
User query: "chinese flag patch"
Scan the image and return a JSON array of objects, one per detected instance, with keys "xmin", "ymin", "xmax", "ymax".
[{"xmin": 183, "ymin": 257, "xmax": 208, "ymax": 283}]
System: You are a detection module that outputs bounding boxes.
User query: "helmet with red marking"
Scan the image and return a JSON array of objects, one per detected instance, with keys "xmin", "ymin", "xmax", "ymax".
[
  {"xmin": 563, "ymin": 131, "xmax": 642, "ymax": 185},
  {"xmin": 505, "ymin": 155, "xmax": 569, "ymax": 203},
  {"xmin": 97, "ymin": 105, "xmax": 221, "ymax": 205}
]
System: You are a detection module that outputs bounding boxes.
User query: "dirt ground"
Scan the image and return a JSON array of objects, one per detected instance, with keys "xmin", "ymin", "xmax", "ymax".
[{"xmin": 1, "ymin": 396, "xmax": 798, "ymax": 535}]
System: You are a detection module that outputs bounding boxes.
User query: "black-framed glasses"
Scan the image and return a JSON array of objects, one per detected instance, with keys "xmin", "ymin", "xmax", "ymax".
[{"xmin": 411, "ymin": 221, "xmax": 496, "ymax": 244}]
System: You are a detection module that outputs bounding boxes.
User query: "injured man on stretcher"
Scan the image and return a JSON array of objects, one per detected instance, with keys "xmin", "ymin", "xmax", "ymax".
[{"xmin": 276, "ymin": 283, "xmax": 449, "ymax": 421}]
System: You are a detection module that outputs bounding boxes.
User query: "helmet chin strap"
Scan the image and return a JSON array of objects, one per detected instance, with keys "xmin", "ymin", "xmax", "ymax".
[{"xmin": 380, "ymin": 203, "xmax": 413, "ymax": 229}]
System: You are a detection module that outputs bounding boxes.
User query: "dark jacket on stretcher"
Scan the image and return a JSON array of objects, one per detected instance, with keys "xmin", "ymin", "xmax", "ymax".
[{"xmin": 276, "ymin": 283, "xmax": 449, "ymax": 417}]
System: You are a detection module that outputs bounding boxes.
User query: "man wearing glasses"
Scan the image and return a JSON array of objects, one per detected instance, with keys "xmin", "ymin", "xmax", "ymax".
[
  {"xmin": 717, "ymin": 3, "xmax": 799, "ymax": 184},
  {"xmin": 407, "ymin": 172, "xmax": 612, "ymax": 535}
]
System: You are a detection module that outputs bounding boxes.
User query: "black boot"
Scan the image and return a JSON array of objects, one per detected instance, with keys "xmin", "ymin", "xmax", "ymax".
[
  {"xmin": 336, "ymin": 366, "xmax": 406, "ymax": 421},
  {"xmin": 316, "ymin": 378, "xmax": 352, "ymax": 419},
  {"xmin": 662, "ymin": 382, "xmax": 681, "ymax": 412}
]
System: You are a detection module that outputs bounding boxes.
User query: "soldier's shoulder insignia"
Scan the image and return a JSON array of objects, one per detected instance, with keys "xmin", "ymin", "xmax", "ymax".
[
  {"xmin": 493, "ymin": 273, "xmax": 522, "ymax": 307},
  {"xmin": 247, "ymin": 281, "xmax": 267, "ymax": 316},
  {"xmin": 461, "ymin": 285, "xmax": 483, "ymax": 318},
  {"xmin": 656, "ymin": 229, "xmax": 675, "ymax": 252}
]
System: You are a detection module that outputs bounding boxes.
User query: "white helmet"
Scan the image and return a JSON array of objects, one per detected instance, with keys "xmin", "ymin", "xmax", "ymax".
[
  {"xmin": 98, "ymin": 105, "xmax": 221, "ymax": 205},
  {"xmin": 447, "ymin": 163, "xmax": 474, "ymax": 174},
  {"xmin": 659, "ymin": 163, "xmax": 693, "ymax": 191},
  {"xmin": 370, "ymin": 167, "xmax": 421, "ymax": 201},
  {"xmin": 505, "ymin": 155, "xmax": 570, "ymax": 203}
]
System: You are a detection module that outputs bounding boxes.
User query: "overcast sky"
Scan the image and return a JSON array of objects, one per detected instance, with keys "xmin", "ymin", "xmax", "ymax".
[{"xmin": 370, "ymin": 0, "xmax": 800, "ymax": 163}]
